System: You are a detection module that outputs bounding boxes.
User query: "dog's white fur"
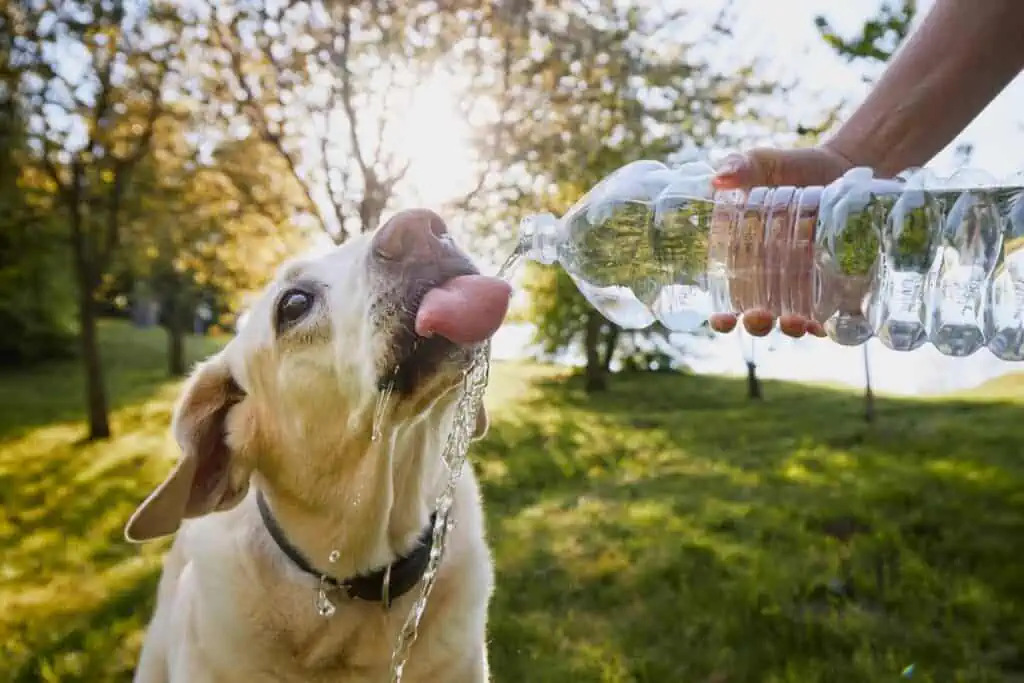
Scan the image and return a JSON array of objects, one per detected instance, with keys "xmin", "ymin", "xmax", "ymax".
[{"xmin": 127, "ymin": 227, "xmax": 494, "ymax": 683}]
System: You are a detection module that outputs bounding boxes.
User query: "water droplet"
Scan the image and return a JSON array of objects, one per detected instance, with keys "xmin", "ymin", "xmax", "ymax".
[
  {"xmin": 315, "ymin": 587, "xmax": 336, "ymax": 618},
  {"xmin": 372, "ymin": 380, "xmax": 395, "ymax": 442},
  {"xmin": 497, "ymin": 245, "xmax": 525, "ymax": 279}
]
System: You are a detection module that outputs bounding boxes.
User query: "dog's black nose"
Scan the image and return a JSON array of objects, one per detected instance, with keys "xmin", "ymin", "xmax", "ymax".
[{"xmin": 372, "ymin": 209, "xmax": 450, "ymax": 264}]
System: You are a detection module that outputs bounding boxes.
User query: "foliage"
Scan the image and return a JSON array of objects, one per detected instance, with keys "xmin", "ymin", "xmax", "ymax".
[
  {"xmin": 475, "ymin": 1, "xmax": 782, "ymax": 388},
  {"xmin": 185, "ymin": 0, "xmax": 487, "ymax": 242},
  {"xmin": 815, "ymin": 2, "xmax": 917, "ymax": 66},
  {"xmin": 115, "ymin": 113, "xmax": 311, "ymax": 374},
  {"xmin": 4, "ymin": 0, "xmax": 180, "ymax": 438},
  {"xmin": 0, "ymin": 99, "xmax": 76, "ymax": 364},
  {"xmin": 2, "ymin": 321, "xmax": 1023, "ymax": 682}
]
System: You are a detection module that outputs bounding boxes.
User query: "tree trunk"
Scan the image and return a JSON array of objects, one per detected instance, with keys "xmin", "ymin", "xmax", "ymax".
[
  {"xmin": 359, "ymin": 191, "xmax": 385, "ymax": 234},
  {"xmin": 164, "ymin": 288, "xmax": 189, "ymax": 377},
  {"xmin": 69, "ymin": 196, "xmax": 112, "ymax": 440},
  {"xmin": 746, "ymin": 361, "xmax": 762, "ymax": 400},
  {"xmin": 168, "ymin": 319, "xmax": 186, "ymax": 377},
  {"xmin": 863, "ymin": 345, "xmax": 875, "ymax": 423},
  {"xmin": 584, "ymin": 311, "xmax": 607, "ymax": 393},
  {"xmin": 601, "ymin": 324, "xmax": 620, "ymax": 373}
]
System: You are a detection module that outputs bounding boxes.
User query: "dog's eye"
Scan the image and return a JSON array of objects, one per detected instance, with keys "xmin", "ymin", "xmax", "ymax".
[{"xmin": 276, "ymin": 289, "xmax": 315, "ymax": 331}]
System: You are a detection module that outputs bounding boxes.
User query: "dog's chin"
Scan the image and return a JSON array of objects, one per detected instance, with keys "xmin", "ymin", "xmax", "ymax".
[{"xmin": 379, "ymin": 331, "xmax": 476, "ymax": 397}]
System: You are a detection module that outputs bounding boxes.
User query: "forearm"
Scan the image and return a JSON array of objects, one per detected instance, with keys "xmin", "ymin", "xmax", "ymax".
[{"xmin": 826, "ymin": 0, "xmax": 1024, "ymax": 176}]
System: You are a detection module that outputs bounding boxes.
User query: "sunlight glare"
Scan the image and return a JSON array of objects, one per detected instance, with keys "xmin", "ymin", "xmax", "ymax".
[{"xmin": 395, "ymin": 72, "xmax": 478, "ymax": 207}]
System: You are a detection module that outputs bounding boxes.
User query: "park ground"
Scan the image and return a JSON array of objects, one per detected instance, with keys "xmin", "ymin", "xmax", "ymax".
[{"xmin": 1, "ymin": 321, "xmax": 1022, "ymax": 683}]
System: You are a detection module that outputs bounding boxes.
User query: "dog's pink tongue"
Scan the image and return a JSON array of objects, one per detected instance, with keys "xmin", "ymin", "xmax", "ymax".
[{"xmin": 415, "ymin": 275, "xmax": 512, "ymax": 344}]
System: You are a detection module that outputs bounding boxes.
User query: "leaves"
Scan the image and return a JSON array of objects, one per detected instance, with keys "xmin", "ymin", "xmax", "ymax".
[
  {"xmin": 118, "ymin": 115, "xmax": 311, "ymax": 318},
  {"xmin": 466, "ymin": 1, "xmax": 784, "ymax": 375},
  {"xmin": 815, "ymin": 1, "xmax": 917, "ymax": 63}
]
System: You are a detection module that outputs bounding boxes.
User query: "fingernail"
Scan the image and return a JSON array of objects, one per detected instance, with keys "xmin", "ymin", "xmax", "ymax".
[
  {"xmin": 715, "ymin": 154, "xmax": 747, "ymax": 177},
  {"xmin": 806, "ymin": 321, "xmax": 827, "ymax": 338},
  {"xmin": 708, "ymin": 313, "xmax": 738, "ymax": 334}
]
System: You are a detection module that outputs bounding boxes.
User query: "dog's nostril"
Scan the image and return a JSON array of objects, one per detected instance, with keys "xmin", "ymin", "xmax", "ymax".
[{"xmin": 373, "ymin": 209, "xmax": 449, "ymax": 263}]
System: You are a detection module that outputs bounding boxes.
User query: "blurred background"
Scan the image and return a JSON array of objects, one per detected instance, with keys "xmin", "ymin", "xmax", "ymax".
[{"xmin": 1, "ymin": 0, "xmax": 1022, "ymax": 681}]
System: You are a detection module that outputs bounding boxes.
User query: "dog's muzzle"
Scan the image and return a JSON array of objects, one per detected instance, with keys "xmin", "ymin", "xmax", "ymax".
[{"xmin": 369, "ymin": 209, "xmax": 510, "ymax": 393}]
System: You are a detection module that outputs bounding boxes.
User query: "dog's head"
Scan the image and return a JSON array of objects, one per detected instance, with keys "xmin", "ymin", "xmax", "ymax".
[{"xmin": 124, "ymin": 209, "xmax": 510, "ymax": 543}]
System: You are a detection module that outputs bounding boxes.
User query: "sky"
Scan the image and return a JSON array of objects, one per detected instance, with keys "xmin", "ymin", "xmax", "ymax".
[{"xmin": 482, "ymin": 0, "xmax": 1024, "ymax": 396}]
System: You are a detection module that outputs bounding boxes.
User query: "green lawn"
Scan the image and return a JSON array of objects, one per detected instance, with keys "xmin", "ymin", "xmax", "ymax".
[{"xmin": 1, "ymin": 321, "xmax": 1022, "ymax": 682}]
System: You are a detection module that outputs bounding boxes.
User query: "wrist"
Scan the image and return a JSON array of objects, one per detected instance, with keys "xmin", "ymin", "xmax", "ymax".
[{"xmin": 822, "ymin": 131, "xmax": 888, "ymax": 177}]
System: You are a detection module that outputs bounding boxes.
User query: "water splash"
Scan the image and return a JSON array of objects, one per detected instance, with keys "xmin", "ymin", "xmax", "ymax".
[
  {"xmin": 388, "ymin": 343, "xmax": 491, "ymax": 682},
  {"xmin": 372, "ymin": 376, "xmax": 396, "ymax": 442},
  {"xmin": 387, "ymin": 244, "xmax": 521, "ymax": 682},
  {"xmin": 497, "ymin": 241, "xmax": 527, "ymax": 279}
]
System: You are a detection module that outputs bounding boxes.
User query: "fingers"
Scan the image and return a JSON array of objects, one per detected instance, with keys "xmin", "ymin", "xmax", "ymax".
[
  {"xmin": 709, "ymin": 312, "xmax": 828, "ymax": 338},
  {"xmin": 712, "ymin": 153, "xmax": 757, "ymax": 190},
  {"xmin": 712, "ymin": 149, "xmax": 786, "ymax": 190},
  {"xmin": 707, "ymin": 148, "xmax": 844, "ymax": 341},
  {"xmin": 713, "ymin": 147, "xmax": 853, "ymax": 191}
]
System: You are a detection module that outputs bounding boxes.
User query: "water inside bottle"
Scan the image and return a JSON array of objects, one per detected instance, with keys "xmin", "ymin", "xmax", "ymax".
[
  {"xmin": 389, "ymin": 252, "xmax": 520, "ymax": 682},
  {"xmin": 926, "ymin": 185, "xmax": 1005, "ymax": 356},
  {"xmin": 519, "ymin": 159, "xmax": 1024, "ymax": 357},
  {"xmin": 566, "ymin": 194, "xmax": 715, "ymax": 330}
]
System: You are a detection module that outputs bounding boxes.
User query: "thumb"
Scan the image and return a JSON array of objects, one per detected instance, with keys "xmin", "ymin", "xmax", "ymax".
[{"xmin": 713, "ymin": 147, "xmax": 849, "ymax": 190}]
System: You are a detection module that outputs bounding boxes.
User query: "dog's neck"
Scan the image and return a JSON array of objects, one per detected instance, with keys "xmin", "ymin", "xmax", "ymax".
[{"xmin": 253, "ymin": 413, "xmax": 449, "ymax": 582}]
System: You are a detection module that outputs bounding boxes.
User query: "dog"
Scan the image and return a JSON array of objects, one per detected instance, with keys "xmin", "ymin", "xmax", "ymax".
[{"xmin": 125, "ymin": 209, "xmax": 512, "ymax": 683}]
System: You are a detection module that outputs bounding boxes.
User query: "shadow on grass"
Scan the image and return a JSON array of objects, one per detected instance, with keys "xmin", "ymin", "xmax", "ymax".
[
  {"xmin": 2, "ymin": 345, "xmax": 1022, "ymax": 682},
  {"xmin": 478, "ymin": 368, "xmax": 1024, "ymax": 683},
  {"xmin": 4, "ymin": 568, "xmax": 160, "ymax": 683},
  {"xmin": 0, "ymin": 320, "xmax": 211, "ymax": 682}
]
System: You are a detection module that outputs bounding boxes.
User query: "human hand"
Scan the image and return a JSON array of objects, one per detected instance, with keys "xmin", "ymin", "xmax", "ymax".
[{"xmin": 707, "ymin": 145, "xmax": 855, "ymax": 339}]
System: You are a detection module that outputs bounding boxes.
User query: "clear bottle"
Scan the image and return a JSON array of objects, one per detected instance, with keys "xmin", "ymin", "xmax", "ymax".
[{"xmin": 517, "ymin": 160, "xmax": 1024, "ymax": 359}]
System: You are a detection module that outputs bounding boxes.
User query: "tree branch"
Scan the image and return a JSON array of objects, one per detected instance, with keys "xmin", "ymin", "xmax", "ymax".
[
  {"xmin": 212, "ymin": 1, "xmax": 335, "ymax": 241},
  {"xmin": 97, "ymin": 58, "xmax": 169, "ymax": 274},
  {"xmin": 316, "ymin": 53, "xmax": 350, "ymax": 242},
  {"xmin": 85, "ymin": 25, "xmax": 120, "ymax": 163},
  {"xmin": 335, "ymin": 4, "xmax": 372, "ymax": 185}
]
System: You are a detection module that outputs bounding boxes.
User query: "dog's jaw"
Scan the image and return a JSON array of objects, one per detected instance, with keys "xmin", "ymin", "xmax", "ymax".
[{"xmin": 369, "ymin": 271, "xmax": 481, "ymax": 399}]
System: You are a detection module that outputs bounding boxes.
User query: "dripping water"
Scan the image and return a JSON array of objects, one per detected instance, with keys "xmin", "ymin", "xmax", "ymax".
[
  {"xmin": 372, "ymin": 371, "xmax": 397, "ymax": 442},
  {"xmin": 496, "ymin": 240, "xmax": 528, "ymax": 280},
  {"xmin": 388, "ymin": 245, "xmax": 524, "ymax": 683}
]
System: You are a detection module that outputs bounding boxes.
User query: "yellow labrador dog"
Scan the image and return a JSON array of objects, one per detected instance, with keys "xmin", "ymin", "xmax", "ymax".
[{"xmin": 124, "ymin": 209, "xmax": 511, "ymax": 683}]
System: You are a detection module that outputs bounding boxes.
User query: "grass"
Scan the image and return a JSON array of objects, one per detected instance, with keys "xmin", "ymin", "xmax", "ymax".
[
  {"xmin": 2, "ymin": 321, "xmax": 1023, "ymax": 682},
  {"xmin": 0, "ymin": 322, "xmax": 222, "ymax": 682}
]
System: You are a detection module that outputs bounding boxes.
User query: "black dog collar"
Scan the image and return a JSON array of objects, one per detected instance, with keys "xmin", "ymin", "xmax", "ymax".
[{"xmin": 256, "ymin": 490, "xmax": 436, "ymax": 609}]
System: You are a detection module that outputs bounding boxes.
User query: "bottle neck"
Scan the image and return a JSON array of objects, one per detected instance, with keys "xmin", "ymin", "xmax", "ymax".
[{"xmin": 519, "ymin": 212, "xmax": 562, "ymax": 265}]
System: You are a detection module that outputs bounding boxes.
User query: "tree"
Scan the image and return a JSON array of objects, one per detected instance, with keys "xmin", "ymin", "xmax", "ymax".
[
  {"xmin": 815, "ymin": 2, "xmax": 917, "ymax": 76},
  {"xmin": 475, "ymin": 1, "xmax": 780, "ymax": 391},
  {"xmin": 188, "ymin": 0, "xmax": 483, "ymax": 244},
  {"xmin": 0, "ymin": 82, "xmax": 76, "ymax": 365},
  {"xmin": 119, "ymin": 115, "xmax": 310, "ymax": 376},
  {"xmin": 6, "ymin": 0, "xmax": 179, "ymax": 439},
  {"xmin": 815, "ymin": 0, "xmax": 918, "ymax": 423}
]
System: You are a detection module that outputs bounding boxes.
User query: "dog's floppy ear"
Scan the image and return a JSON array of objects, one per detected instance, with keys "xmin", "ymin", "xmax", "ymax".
[
  {"xmin": 471, "ymin": 404, "xmax": 489, "ymax": 441},
  {"xmin": 125, "ymin": 354, "xmax": 251, "ymax": 543}
]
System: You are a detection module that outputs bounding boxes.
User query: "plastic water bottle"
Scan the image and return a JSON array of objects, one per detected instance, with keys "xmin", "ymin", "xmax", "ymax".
[{"xmin": 517, "ymin": 160, "xmax": 1024, "ymax": 359}]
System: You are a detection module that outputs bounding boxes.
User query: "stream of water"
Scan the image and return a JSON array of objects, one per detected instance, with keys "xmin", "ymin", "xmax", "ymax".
[{"xmin": 388, "ymin": 246, "xmax": 526, "ymax": 683}]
